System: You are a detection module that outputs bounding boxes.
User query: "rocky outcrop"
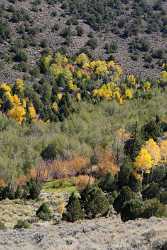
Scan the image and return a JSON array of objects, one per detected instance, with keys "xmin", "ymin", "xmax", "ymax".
[{"xmin": 0, "ymin": 216, "xmax": 166, "ymax": 250}]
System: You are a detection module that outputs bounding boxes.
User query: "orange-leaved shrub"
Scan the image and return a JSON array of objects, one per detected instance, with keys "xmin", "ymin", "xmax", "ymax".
[{"xmin": 73, "ymin": 175, "xmax": 95, "ymax": 190}]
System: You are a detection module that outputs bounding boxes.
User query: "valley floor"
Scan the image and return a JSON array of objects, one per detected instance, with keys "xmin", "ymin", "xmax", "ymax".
[{"xmin": 0, "ymin": 216, "xmax": 166, "ymax": 250}]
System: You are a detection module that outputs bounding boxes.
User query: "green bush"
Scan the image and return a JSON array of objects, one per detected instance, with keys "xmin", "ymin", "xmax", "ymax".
[
  {"xmin": 141, "ymin": 117, "xmax": 163, "ymax": 141},
  {"xmin": 14, "ymin": 220, "xmax": 31, "ymax": 229},
  {"xmin": 113, "ymin": 186, "xmax": 138, "ymax": 213},
  {"xmin": 41, "ymin": 143, "xmax": 57, "ymax": 160},
  {"xmin": 124, "ymin": 135, "xmax": 144, "ymax": 161},
  {"xmin": 160, "ymin": 192, "xmax": 167, "ymax": 205},
  {"xmin": 87, "ymin": 38, "xmax": 98, "ymax": 49},
  {"xmin": 106, "ymin": 191, "xmax": 118, "ymax": 205},
  {"xmin": 128, "ymin": 173, "xmax": 142, "ymax": 192},
  {"xmin": 14, "ymin": 49, "xmax": 28, "ymax": 62},
  {"xmin": 76, "ymin": 26, "xmax": 84, "ymax": 36},
  {"xmin": 0, "ymin": 222, "xmax": 6, "ymax": 230},
  {"xmin": 99, "ymin": 172, "xmax": 115, "ymax": 192},
  {"xmin": 81, "ymin": 185, "xmax": 110, "ymax": 218},
  {"xmin": 121, "ymin": 199, "xmax": 144, "ymax": 221},
  {"xmin": 142, "ymin": 198, "xmax": 167, "ymax": 218},
  {"xmin": 36, "ymin": 203, "xmax": 52, "ymax": 221},
  {"xmin": 148, "ymin": 166, "xmax": 167, "ymax": 185},
  {"xmin": 15, "ymin": 186, "xmax": 23, "ymax": 199},
  {"xmin": 0, "ymin": 22, "xmax": 10, "ymax": 41},
  {"xmin": 63, "ymin": 192, "xmax": 84, "ymax": 222},
  {"xmin": 0, "ymin": 183, "xmax": 16, "ymax": 200},
  {"xmin": 142, "ymin": 183, "xmax": 160, "ymax": 200},
  {"xmin": 118, "ymin": 159, "xmax": 133, "ymax": 187},
  {"xmin": 26, "ymin": 179, "xmax": 41, "ymax": 200}
]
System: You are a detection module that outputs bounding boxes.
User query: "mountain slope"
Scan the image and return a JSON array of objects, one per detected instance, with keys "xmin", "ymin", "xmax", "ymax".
[{"xmin": 0, "ymin": 0, "xmax": 167, "ymax": 82}]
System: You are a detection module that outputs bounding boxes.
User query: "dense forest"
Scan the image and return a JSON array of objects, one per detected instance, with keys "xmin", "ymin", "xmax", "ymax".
[{"xmin": 0, "ymin": 0, "xmax": 167, "ymax": 229}]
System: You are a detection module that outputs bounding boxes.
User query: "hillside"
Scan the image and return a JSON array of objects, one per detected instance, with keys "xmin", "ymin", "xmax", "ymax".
[
  {"xmin": 0, "ymin": 0, "xmax": 167, "ymax": 243},
  {"xmin": 0, "ymin": 0, "xmax": 167, "ymax": 83}
]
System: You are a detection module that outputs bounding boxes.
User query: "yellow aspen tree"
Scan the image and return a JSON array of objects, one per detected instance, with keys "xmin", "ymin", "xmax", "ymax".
[
  {"xmin": 127, "ymin": 74, "xmax": 136, "ymax": 86},
  {"xmin": 28, "ymin": 104, "xmax": 37, "ymax": 120},
  {"xmin": 125, "ymin": 88, "xmax": 133, "ymax": 99},
  {"xmin": 8, "ymin": 105, "xmax": 26, "ymax": 124},
  {"xmin": 75, "ymin": 53, "xmax": 89, "ymax": 65},
  {"xmin": 134, "ymin": 148, "xmax": 153, "ymax": 174},
  {"xmin": 160, "ymin": 71, "xmax": 167, "ymax": 83},
  {"xmin": 144, "ymin": 138, "xmax": 161, "ymax": 166}
]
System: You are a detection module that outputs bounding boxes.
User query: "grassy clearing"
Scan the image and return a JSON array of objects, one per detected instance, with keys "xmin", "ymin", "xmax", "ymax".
[{"xmin": 43, "ymin": 179, "xmax": 77, "ymax": 193}]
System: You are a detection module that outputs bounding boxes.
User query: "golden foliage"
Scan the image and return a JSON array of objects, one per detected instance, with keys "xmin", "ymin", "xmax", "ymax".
[
  {"xmin": 144, "ymin": 138, "xmax": 161, "ymax": 166},
  {"xmin": 44, "ymin": 156, "xmax": 89, "ymax": 179},
  {"xmin": 28, "ymin": 104, "xmax": 37, "ymax": 120},
  {"xmin": 75, "ymin": 53, "xmax": 89, "ymax": 65},
  {"xmin": 127, "ymin": 74, "xmax": 136, "ymax": 85},
  {"xmin": 97, "ymin": 150, "xmax": 119, "ymax": 176},
  {"xmin": 7, "ymin": 104, "xmax": 26, "ymax": 124},
  {"xmin": 73, "ymin": 175, "xmax": 95, "ymax": 190},
  {"xmin": 0, "ymin": 178, "xmax": 6, "ymax": 188},
  {"xmin": 160, "ymin": 71, "xmax": 167, "ymax": 82},
  {"xmin": 134, "ymin": 148, "xmax": 153, "ymax": 174}
]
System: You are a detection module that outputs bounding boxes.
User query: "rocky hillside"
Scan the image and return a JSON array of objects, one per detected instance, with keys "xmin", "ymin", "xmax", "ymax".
[
  {"xmin": 0, "ymin": 216, "xmax": 166, "ymax": 250},
  {"xmin": 0, "ymin": 0, "xmax": 167, "ymax": 82}
]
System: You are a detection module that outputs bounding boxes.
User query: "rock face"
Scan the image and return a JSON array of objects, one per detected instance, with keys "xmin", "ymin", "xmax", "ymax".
[{"xmin": 0, "ymin": 216, "xmax": 166, "ymax": 250}]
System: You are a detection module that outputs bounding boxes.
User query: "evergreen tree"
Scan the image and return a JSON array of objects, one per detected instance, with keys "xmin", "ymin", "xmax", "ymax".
[
  {"xmin": 63, "ymin": 192, "xmax": 84, "ymax": 222},
  {"xmin": 81, "ymin": 185, "xmax": 110, "ymax": 218}
]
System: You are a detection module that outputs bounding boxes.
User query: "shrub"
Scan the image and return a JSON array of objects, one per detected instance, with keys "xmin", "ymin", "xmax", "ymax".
[
  {"xmin": 118, "ymin": 159, "xmax": 133, "ymax": 187},
  {"xmin": 99, "ymin": 172, "xmax": 115, "ymax": 192},
  {"xmin": 87, "ymin": 38, "xmax": 98, "ymax": 49},
  {"xmin": 11, "ymin": 9, "xmax": 31, "ymax": 23},
  {"xmin": 0, "ymin": 222, "xmax": 6, "ymax": 230},
  {"xmin": 128, "ymin": 173, "xmax": 142, "ymax": 192},
  {"xmin": 41, "ymin": 143, "xmax": 58, "ymax": 160},
  {"xmin": 124, "ymin": 135, "xmax": 144, "ymax": 161},
  {"xmin": 14, "ymin": 220, "xmax": 31, "ymax": 229},
  {"xmin": 14, "ymin": 49, "xmax": 28, "ymax": 62},
  {"xmin": 113, "ymin": 186, "xmax": 138, "ymax": 213},
  {"xmin": 148, "ymin": 166, "xmax": 167, "ymax": 185},
  {"xmin": 152, "ymin": 49, "xmax": 165, "ymax": 59},
  {"xmin": 141, "ymin": 117, "xmax": 163, "ymax": 141},
  {"xmin": 61, "ymin": 27, "xmax": 71, "ymax": 38},
  {"xmin": 121, "ymin": 199, "xmax": 144, "ymax": 221},
  {"xmin": 81, "ymin": 185, "xmax": 110, "ymax": 218},
  {"xmin": 160, "ymin": 192, "xmax": 167, "ymax": 205},
  {"xmin": 0, "ymin": 22, "xmax": 10, "ymax": 41},
  {"xmin": 26, "ymin": 179, "xmax": 41, "ymax": 199},
  {"xmin": 0, "ymin": 183, "xmax": 16, "ymax": 200},
  {"xmin": 15, "ymin": 186, "xmax": 23, "ymax": 199},
  {"xmin": 142, "ymin": 183, "xmax": 160, "ymax": 200},
  {"xmin": 105, "ymin": 41, "xmax": 118, "ymax": 54},
  {"xmin": 63, "ymin": 192, "xmax": 84, "ymax": 222},
  {"xmin": 74, "ymin": 175, "xmax": 95, "ymax": 191},
  {"xmin": 106, "ymin": 190, "xmax": 118, "ymax": 205},
  {"xmin": 142, "ymin": 198, "xmax": 167, "ymax": 218},
  {"xmin": 36, "ymin": 203, "xmax": 52, "ymax": 221},
  {"xmin": 76, "ymin": 26, "xmax": 84, "ymax": 36}
]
